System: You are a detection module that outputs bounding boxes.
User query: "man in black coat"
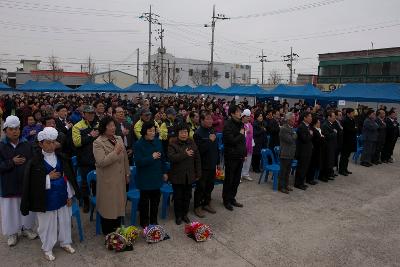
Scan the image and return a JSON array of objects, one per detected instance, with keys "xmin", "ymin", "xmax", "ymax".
[
  {"xmin": 265, "ymin": 110, "xmax": 280, "ymax": 149},
  {"xmin": 333, "ymin": 110, "xmax": 343, "ymax": 173},
  {"xmin": 373, "ymin": 109, "xmax": 387, "ymax": 164},
  {"xmin": 321, "ymin": 111, "xmax": 338, "ymax": 180},
  {"xmin": 339, "ymin": 108, "xmax": 357, "ymax": 175},
  {"xmin": 382, "ymin": 109, "xmax": 399, "ymax": 163},
  {"xmin": 114, "ymin": 106, "xmax": 134, "ymax": 163},
  {"xmin": 193, "ymin": 111, "xmax": 219, "ymax": 218},
  {"xmin": 294, "ymin": 112, "xmax": 313, "ymax": 190},
  {"xmin": 222, "ymin": 105, "xmax": 246, "ymax": 210},
  {"xmin": 360, "ymin": 110, "xmax": 379, "ymax": 167}
]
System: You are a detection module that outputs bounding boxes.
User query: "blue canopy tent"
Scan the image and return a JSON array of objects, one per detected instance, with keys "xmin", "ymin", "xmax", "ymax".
[
  {"xmin": 76, "ymin": 82, "xmax": 124, "ymax": 93},
  {"xmin": 268, "ymin": 84, "xmax": 323, "ymax": 99},
  {"xmin": 320, "ymin": 83, "xmax": 400, "ymax": 103},
  {"xmin": 0, "ymin": 83, "xmax": 12, "ymax": 91},
  {"xmin": 17, "ymin": 80, "xmax": 72, "ymax": 92},
  {"xmin": 222, "ymin": 85, "xmax": 272, "ymax": 97},
  {"xmin": 124, "ymin": 83, "xmax": 166, "ymax": 93},
  {"xmin": 192, "ymin": 84, "xmax": 225, "ymax": 95}
]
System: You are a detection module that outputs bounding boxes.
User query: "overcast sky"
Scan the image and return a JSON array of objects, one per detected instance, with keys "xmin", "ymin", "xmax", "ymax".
[{"xmin": 1, "ymin": 0, "xmax": 400, "ymax": 83}]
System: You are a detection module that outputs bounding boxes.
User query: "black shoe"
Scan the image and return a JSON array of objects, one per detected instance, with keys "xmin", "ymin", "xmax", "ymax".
[
  {"xmin": 182, "ymin": 215, "xmax": 191, "ymax": 224},
  {"xmin": 83, "ymin": 197, "xmax": 90, "ymax": 214},
  {"xmin": 339, "ymin": 171, "xmax": 348, "ymax": 176},
  {"xmin": 231, "ymin": 200, "xmax": 243, "ymax": 208},
  {"xmin": 333, "ymin": 173, "xmax": 338, "ymax": 177},
  {"xmin": 319, "ymin": 178, "xmax": 329, "ymax": 182},
  {"xmin": 346, "ymin": 170, "xmax": 352, "ymax": 174},
  {"xmin": 175, "ymin": 217, "xmax": 182, "ymax": 225},
  {"xmin": 328, "ymin": 177, "xmax": 335, "ymax": 180},
  {"xmin": 294, "ymin": 185, "xmax": 307, "ymax": 190},
  {"xmin": 360, "ymin": 162, "xmax": 370, "ymax": 167},
  {"xmin": 224, "ymin": 203, "xmax": 234, "ymax": 211},
  {"xmin": 306, "ymin": 181, "xmax": 317, "ymax": 185}
]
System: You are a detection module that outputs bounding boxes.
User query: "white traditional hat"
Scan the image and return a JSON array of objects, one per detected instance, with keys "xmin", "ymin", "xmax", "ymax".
[
  {"xmin": 3, "ymin": 115, "xmax": 20, "ymax": 129},
  {"xmin": 241, "ymin": 109, "xmax": 251, "ymax": 117},
  {"xmin": 37, "ymin": 127, "xmax": 58, "ymax": 142}
]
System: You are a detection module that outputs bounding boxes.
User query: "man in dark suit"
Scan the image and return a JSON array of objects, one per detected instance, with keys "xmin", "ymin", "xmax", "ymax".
[
  {"xmin": 265, "ymin": 110, "xmax": 280, "ymax": 149},
  {"xmin": 382, "ymin": 109, "xmax": 399, "ymax": 163},
  {"xmin": 373, "ymin": 109, "xmax": 387, "ymax": 164},
  {"xmin": 294, "ymin": 112, "xmax": 313, "ymax": 190},
  {"xmin": 333, "ymin": 110, "xmax": 343, "ymax": 174},
  {"xmin": 360, "ymin": 110, "xmax": 379, "ymax": 167},
  {"xmin": 55, "ymin": 105, "xmax": 73, "ymax": 136},
  {"xmin": 339, "ymin": 108, "xmax": 357, "ymax": 175},
  {"xmin": 321, "ymin": 111, "xmax": 338, "ymax": 180},
  {"xmin": 114, "ymin": 106, "xmax": 134, "ymax": 163}
]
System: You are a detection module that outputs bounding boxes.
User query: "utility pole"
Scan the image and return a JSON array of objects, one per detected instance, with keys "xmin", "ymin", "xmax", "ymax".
[
  {"xmin": 156, "ymin": 23, "xmax": 165, "ymax": 88},
  {"xmin": 258, "ymin": 49, "xmax": 267, "ymax": 85},
  {"xmin": 283, "ymin": 46, "xmax": 299, "ymax": 84},
  {"xmin": 140, "ymin": 5, "xmax": 160, "ymax": 84},
  {"xmin": 204, "ymin": 5, "xmax": 229, "ymax": 86},
  {"xmin": 136, "ymin": 48, "xmax": 139, "ymax": 83},
  {"xmin": 167, "ymin": 59, "xmax": 170, "ymax": 88}
]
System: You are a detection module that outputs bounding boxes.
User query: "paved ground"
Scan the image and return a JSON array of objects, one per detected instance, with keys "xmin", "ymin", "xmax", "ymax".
[{"xmin": 1, "ymin": 146, "xmax": 400, "ymax": 267}]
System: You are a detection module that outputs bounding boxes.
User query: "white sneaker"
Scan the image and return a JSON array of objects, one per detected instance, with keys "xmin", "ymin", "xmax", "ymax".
[
  {"xmin": 7, "ymin": 234, "xmax": 18, "ymax": 247},
  {"xmin": 242, "ymin": 176, "xmax": 253, "ymax": 181},
  {"xmin": 61, "ymin": 244, "xmax": 76, "ymax": 254},
  {"xmin": 44, "ymin": 251, "xmax": 56, "ymax": 261},
  {"xmin": 22, "ymin": 229, "xmax": 38, "ymax": 240}
]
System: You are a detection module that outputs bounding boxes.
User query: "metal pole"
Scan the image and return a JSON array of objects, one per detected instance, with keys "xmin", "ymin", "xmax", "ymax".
[
  {"xmin": 160, "ymin": 24, "xmax": 164, "ymax": 89},
  {"xmin": 261, "ymin": 49, "xmax": 264, "ymax": 85},
  {"xmin": 147, "ymin": 5, "xmax": 152, "ymax": 84},
  {"xmin": 136, "ymin": 48, "xmax": 139, "ymax": 83},
  {"xmin": 209, "ymin": 5, "xmax": 215, "ymax": 86},
  {"xmin": 290, "ymin": 46, "xmax": 293, "ymax": 84},
  {"xmin": 167, "ymin": 59, "xmax": 170, "ymax": 88}
]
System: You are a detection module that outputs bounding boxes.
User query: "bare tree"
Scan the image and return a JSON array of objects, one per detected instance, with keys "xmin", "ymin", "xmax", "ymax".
[
  {"xmin": 190, "ymin": 69, "xmax": 203, "ymax": 86},
  {"xmin": 268, "ymin": 69, "xmax": 282, "ymax": 85},
  {"xmin": 45, "ymin": 54, "xmax": 64, "ymax": 82},
  {"xmin": 151, "ymin": 61, "xmax": 162, "ymax": 86},
  {"xmin": 168, "ymin": 62, "xmax": 181, "ymax": 86},
  {"xmin": 103, "ymin": 64, "xmax": 115, "ymax": 84},
  {"xmin": 83, "ymin": 55, "xmax": 98, "ymax": 82}
]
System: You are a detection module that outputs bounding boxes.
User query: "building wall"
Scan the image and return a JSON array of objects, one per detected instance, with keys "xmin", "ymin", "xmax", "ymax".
[
  {"xmin": 143, "ymin": 53, "xmax": 251, "ymax": 88},
  {"xmin": 94, "ymin": 71, "xmax": 137, "ymax": 89},
  {"xmin": 15, "ymin": 72, "xmax": 89, "ymax": 88}
]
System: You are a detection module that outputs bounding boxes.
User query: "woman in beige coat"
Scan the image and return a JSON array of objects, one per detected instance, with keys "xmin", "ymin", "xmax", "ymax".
[{"xmin": 93, "ymin": 116, "xmax": 130, "ymax": 235}]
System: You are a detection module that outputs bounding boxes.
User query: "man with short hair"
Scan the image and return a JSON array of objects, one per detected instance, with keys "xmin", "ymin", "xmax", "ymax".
[
  {"xmin": 339, "ymin": 108, "xmax": 357, "ymax": 175},
  {"xmin": 360, "ymin": 110, "xmax": 379, "ymax": 167},
  {"xmin": 373, "ymin": 109, "xmax": 387, "ymax": 164},
  {"xmin": 114, "ymin": 106, "xmax": 134, "ymax": 162},
  {"xmin": 382, "ymin": 109, "xmax": 399, "ymax": 163},
  {"xmin": 321, "ymin": 111, "xmax": 338, "ymax": 180},
  {"xmin": 222, "ymin": 105, "xmax": 246, "ymax": 211},
  {"xmin": 134, "ymin": 108, "xmax": 159, "ymax": 140}
]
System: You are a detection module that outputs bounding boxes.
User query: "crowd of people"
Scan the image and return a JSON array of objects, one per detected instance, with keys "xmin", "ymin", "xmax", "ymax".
[{"xmin": 0, "ymin": 92, "xmax": 398, "ymax": 261}]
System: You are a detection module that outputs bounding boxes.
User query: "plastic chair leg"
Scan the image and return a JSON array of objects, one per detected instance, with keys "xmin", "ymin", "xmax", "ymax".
[
  {"xmin": 272, "ymin": 171, "xmax": 279, "ymax": 191},
  {"xmin": 89, "ymin": 204, "xmax": 94, "ymax": 222},
  {"xmin": 95, "ymin": 211, "xmax": 101, "ymax": 235},
  {"xmin": 258, "ymin": 170, "xmax": 264, "ymax": 184},
  {"xmin": 75, "ymin": 212, "xmax": 84, "ymax": 242},
  {"xmin": 130, "ymin": 199, "xmax": 139, "ymax": 225},
  {"xmin": 161, "ymin": 192, "xmax": 171, "ymax": 219},
  {"xmin": 264, "ymin": 171, "xmax": 270, "ymax": 183}
]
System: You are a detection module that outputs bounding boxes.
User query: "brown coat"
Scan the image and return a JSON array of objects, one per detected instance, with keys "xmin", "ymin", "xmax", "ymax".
[
  {"xmin": 93, "ymin": 135, "xmax": 130, "ymax": 219},
  {"xmin": 167, "ymin": 138, "xmax": 201, "ymax": 185}
]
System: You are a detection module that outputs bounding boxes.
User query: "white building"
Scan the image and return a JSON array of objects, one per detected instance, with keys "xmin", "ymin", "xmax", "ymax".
[
  {"xmin": 143, "ymin": 52, "xmax": 251, "ymax": 88},
  {"xmin": 93, "ymin": 70, "xmax": 137, "ymax": 89}
]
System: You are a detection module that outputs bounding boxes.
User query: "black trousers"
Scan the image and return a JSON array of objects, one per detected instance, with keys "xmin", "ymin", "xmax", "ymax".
[
  {"xmin": 361, "ymin": 141, "xmax": 376, "ymax": 163},
  {"xmin": 339, "ymin": 149, "xmax": 352, "ymax": 172},
  {"xmin": 251, "ymin": 154, "xmax": 261, "ymax": 172},
  {"xmin": 278, "ymin": 158, "xmax": 292, "ymax": 189},
  {"xmin": 172, "ymin": 183, "xmax": 192, "ymax": 219},
  {"xmin": 295, "ymin": 155, "xmax": 311, "ymax": 187},
  {"xmin": 382, "ymin": 138, "xmax": 397, "ymax": 161},
  {"xmin": 222, "ymin": 158, "xmax": 243, "ymax": 204},
  {"xmin": 80, "ymin": 165, "xmax": 95, "ymax": 198},
  {"xmin": 373, "ymin": 141, "xmax": 385, "ymax": 162},
  {"xmin": 194, "ymin": 169, "xmax": 215, "ymax": 208},
  {"xmin": 139, "ymin": 189, "xmax": 161, "ymax": 228},
  {"xmin": 101, "ymin": 215, "xmax": 122, "ymax": 235}
]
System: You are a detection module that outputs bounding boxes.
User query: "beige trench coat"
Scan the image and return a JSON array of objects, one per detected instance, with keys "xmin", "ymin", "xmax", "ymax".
[{"xmin": 93, "ymin": 135, "xmax": 130, "ymax": 219}]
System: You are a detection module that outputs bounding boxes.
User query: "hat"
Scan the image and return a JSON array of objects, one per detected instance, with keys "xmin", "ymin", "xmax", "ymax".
[
  {"xmin": 140, "ymin": 108, "xmax": 152, "ymax": 116},
  {"xmin": 3, "ymin": 115, "xmax": 20, "ymax": 129},
  {"xmin": 166, "ymin": 107, "xmax": 177, "ymax": 116},
  {"xmin": 241, "ymin": 109, "xmax": 251, "ymax": 117},
  {"xmin": 83, "ymin": 105, "xmax": 95, "ymax": 113},
  {"xmin": 37, "ymin": 127, "xmax": 58, "ymax": 142}
]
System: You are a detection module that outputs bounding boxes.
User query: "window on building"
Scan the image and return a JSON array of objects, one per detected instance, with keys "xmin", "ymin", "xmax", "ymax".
[
  {"xmin": 213, "ymin": 70, "xmax": 218, "ymax": 77},
  {"xmin": 175, "ymin": 68, "xmax": 180, "ymax": 73},
  {"xmin": 201, "ymin": 70, "xmax": 207, "ymax": 77},
  {"xmin": 225, "ymin": 72, "xmax": 230, "ymax": 78},
  {"xmin": 242, "ymin": 74, "xmax": 246, "ymax": 81},
  {"xmin": 189, "ymin": 69, "xmax": 193, "ymax": 76},
  {"xmin": 341, "ymin": 64, "xmax": 366, "ymax": 76},
  {"xmin": 390, "ymin": 62, "xmax": 400, "ymax": 75},
  {"xmin": 368, "ymin": 63, "xmax": 382, "ymax": 75},
  {"xmin": 245, "ymin": 65, "xmax": 250, "ymax": 70},
  {"xmin": 145, "ymin": 71, "xmax": 148, "ymax": 75},
  {"xmin": 319, "ymin": 65, "xmax": 340, "ymax": 76},
  {"xmin": 382, "ymin": 62, "xmax": 391, "ymax": 75}
]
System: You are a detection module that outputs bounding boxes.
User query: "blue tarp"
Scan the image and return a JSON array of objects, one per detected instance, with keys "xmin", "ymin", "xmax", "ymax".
[
  {"xmin": 321, "ymin": 83, "xmax": 400, "ymax": 103},
  {"xmin": 77, "ymin": 82, "xmax": 123, "ymax": 92},
  {"xmin": 168, "ymin": 85, "xmax": 194, "ymax": 94},
  {"xmin": 0, "ymin": 83, "xmax": 12, "ymax": 91},
  {"xmin": 268, "ymin": 84, "xmax": 323, "ymax": 99},
  {"xmin": 222, "ymin": 85, "xmax": 272, "ymax": 97},
  {"xmin": 124, "ymin": 83, "xmax": 165, "ymax": 93},
  {"xmin": 192, "ymin": 85, "xmax": 225, "ymax": 95},
  {"xmin": 17, "ymin": 80, "xmax": 72, "ymax": 92}
]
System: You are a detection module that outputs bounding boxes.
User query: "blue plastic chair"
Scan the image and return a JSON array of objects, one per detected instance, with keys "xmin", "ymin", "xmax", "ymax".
[
  {"xmin": 71, "ymin": 156, "xmax": 83, "ymax": 206},
  {"xmin": 160, "ymin": 162, "xmax": 172, "ymax": 219},
  {"xmin": 352, "ymin": 135, "xmax": 363, "ymax": 163},
  {"xmin": 216, "ymin": 133, "xmax": 224, "ymax": 166},
  {"xmin": 86, "ymin": 170, "xmax": 101, "ymax": 235},
  {"xmin": 274, "ymin": 146, "xmax": 297, "ymax": 175},
  {"xmin": 258, "ymin": 149, "xmax": 280, "ymax": 191},
  {"xmin": 71, "ymin": 198, "xmax": 84, "ymax": 241},
  {"xmin": 126, "ymin": 166, "xmax": 140, "ymax": 225}
]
